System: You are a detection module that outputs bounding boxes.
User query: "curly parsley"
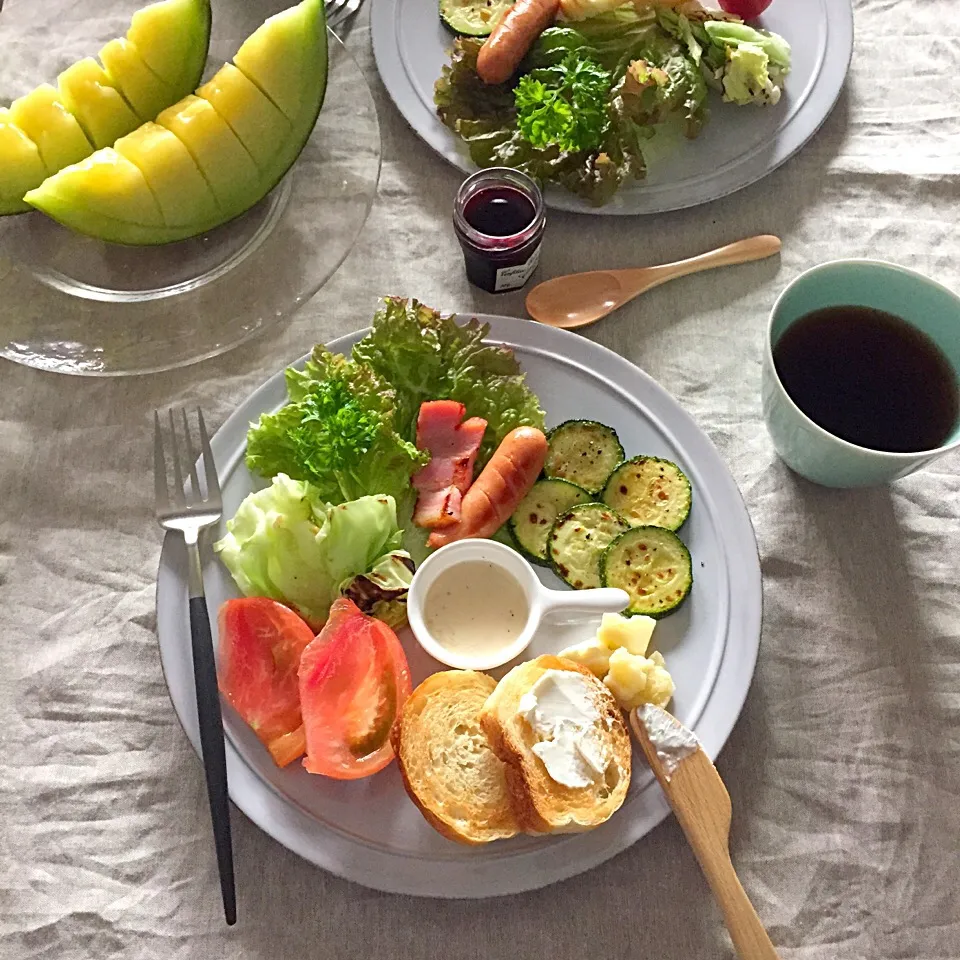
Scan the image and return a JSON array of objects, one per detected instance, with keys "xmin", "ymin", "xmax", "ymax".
[{"xmin": 514, "ymin": 52, "xmax": 613, "ymax": 154}]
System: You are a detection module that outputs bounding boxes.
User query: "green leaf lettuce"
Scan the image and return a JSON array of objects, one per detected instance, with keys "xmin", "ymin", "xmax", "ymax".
[
  {"xmin": 245, "ymin": 347, "xmax": 427, "ymax": 507},
  {"xmin": 434, "ymin": 8, "xmax": 711, "ymax": 205},
  {"xmin": 340, "ymin": 552, "xmax": 415, "ymax": 630},
  {"xmin": 351, "ymin": 297, "xmax": 545, "ymax": 467}
]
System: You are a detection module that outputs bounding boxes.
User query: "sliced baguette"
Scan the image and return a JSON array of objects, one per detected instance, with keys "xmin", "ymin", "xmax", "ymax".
[
  {"xmin": 481, "ymin": 655, "xmax": 631, "ymax": 834},
  {"xmin": 393, "ymin": 670, "xmax": 520, "ymax": 845}
]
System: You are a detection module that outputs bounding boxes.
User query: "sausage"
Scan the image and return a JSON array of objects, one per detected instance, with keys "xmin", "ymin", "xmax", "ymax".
[
  {"xmin": 476, "ymin": 0, "xmax": 561, "ymax": 86},
  {"xmin": 428, "ymin": 426, "xmax": 549, "ymax": 549}
]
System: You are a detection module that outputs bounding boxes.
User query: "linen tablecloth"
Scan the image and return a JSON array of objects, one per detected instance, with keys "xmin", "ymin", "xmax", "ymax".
[{"xmin": 2, "ymin": 1, "xmax": 958, "ymax": 957}]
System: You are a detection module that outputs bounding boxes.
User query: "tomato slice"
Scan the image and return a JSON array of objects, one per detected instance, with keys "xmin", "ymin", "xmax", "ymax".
[
  {"xmin": 267, "ymin": 725, "xmax": 307, "ymax": 768},
  {"xmin": 217, "ymin": 597, "xmax": 315, "ymax": 767},
  {"xmin": 298, "ymin": 598, "xmax": 412, "ymax": 780}
]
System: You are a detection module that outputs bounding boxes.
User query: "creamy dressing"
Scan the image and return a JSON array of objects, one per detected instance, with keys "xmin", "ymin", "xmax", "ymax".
[{"xmin": 423, "ymin": 561, "xmax": 529, "ymax": 661}]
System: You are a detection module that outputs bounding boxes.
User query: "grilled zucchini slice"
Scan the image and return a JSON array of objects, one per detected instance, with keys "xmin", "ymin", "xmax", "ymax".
[
  {"xmin": 544, "ymin": 420, "xmax": 624, "ymax": 495},
  {"xmin": 509, "ymin": 478, "xmax": 594, "ymax": 564},
  {"xmin": 602, "ymin": 456, "xmax": 692, "ymax": 531},
  {"xmin": 601, "ymin": 526, "xmax": 692, "ymax": 618},
  {"xmin": 547, "ymin": 503, "xmax": 630, "ymax": 590},
  {"xmin": 439, "ymin": 0, "xmax": 513, "ymax": 36}
]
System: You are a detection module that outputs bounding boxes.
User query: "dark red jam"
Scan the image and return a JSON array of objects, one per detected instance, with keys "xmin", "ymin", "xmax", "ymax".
[
  {"xmin": 454, "ymin": 169, "xmax": 545, "ymax": 294},
  {"xmin": 463, "ymin": 187, "xmax": 536, "ymax": 237}
]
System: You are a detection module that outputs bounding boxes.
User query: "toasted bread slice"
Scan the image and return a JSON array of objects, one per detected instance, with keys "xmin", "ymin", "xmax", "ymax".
[
  {"xmin": 393, "ymin": 670, "xmax": 520, "ymax": 845},
  {"xmin": 481, "ymin": 655, "xmax": 631, "ymax": 834}
]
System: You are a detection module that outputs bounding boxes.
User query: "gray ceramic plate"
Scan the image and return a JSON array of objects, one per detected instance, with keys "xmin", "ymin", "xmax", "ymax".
[
  {"xmin": 371, "ymin": 0, "xmax": 853, "ymax": 214},
  {"xmin": 156, "ymin": 314, "xmax": 762, "ymax": 897}
]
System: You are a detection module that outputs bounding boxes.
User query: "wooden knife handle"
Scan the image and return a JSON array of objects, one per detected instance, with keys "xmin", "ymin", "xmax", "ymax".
[{"xmin": 692, "ymin": 842, "xmax": 779, "ymax": 960}]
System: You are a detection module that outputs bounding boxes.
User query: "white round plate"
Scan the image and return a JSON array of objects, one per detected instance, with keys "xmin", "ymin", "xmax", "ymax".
[
  {"xmin": 370, "ymin": 0, "xmax": 853, "ymax": 215},
  {"xmin": 156, "ymin": 315, "xmax": 762, "ymax": 897},
  {"xmin": 0, "ymin": 33, "xmax": 381, "ymax": 376}
]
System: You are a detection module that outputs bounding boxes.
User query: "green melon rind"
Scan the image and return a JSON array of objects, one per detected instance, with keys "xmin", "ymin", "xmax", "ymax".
[
  {"xmin": 19, "ymin": 193, "xmax": 200, "ymax": 244},
  {"xmin": 231, "ymin": 0, "xmax": 328, "ymax": 204}
]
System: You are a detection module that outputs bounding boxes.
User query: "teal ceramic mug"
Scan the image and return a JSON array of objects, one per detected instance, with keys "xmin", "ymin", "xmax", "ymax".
[{"xmin": 762, "ymin": 260, "xmax": 960, "ymax": 487}]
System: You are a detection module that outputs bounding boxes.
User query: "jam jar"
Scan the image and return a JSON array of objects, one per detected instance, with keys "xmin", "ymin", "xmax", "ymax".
[{"xmin": 453, "ymin": 168, "xmax": 546, "ymax": 294}]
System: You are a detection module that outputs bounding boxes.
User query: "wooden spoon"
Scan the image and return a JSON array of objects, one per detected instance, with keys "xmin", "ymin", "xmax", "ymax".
[
  {"xmin": 525, "ymin": 234, "xmax": 782, "ymax": 329},
  {"xmin": 630, "ymin": 704, "xmax": 780, "ymax": 960}
]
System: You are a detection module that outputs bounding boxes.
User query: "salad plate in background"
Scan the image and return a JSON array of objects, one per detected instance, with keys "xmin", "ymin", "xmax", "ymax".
[
  {"xmin": 156, "ymin": 301, "xmax": 762, "ymax": 897},
  {"xmin": 371, "ymin": 0, "xmax": 852, "ymax": 214}
]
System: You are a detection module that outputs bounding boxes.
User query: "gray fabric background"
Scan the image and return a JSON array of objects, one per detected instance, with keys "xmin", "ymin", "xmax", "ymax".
[{"xmin": 2, "ymin": 1, "xmax": 959, "ymax": 957}]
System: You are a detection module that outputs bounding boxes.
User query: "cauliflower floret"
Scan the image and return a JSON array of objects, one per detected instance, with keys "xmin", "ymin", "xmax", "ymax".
[
  {"xmin": 603, "ymin": 647, "xmax": 675, "ymax": 710},
  {"xmin": 596, "ymin": 611, "xmax": 656, "ymax": 656},
  {"xmin": 721, "ymin": 42, "xmax": 781, "ymax": 105},
  {"xmin": 557, "ymin": 635, "xmax": 612, "ymax": 677}
]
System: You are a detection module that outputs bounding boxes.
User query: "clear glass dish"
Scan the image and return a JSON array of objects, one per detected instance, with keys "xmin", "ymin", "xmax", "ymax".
[{"xmin": 0, "ymin": 32, "xmax": 381, "ymax": 376}]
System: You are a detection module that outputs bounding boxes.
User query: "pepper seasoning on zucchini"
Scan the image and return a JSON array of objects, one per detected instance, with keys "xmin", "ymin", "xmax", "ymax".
[
  {"xmin": 543, "ymin": 420, "xmax": 624, "ymax": 495},
  {"xmin": 509, "ymin": 478, "xmax": 594, "ymax": 564},
  {"xmin": 601, "ymin": 526, "xmax": 692, "ymax": 618},
  {"xmin": 547, "ymin": 502, "xmax": 630, "ymax": 590},
  {"xmin": 602, "ymin": 456, "xmax": 692, "ymax": 532}
]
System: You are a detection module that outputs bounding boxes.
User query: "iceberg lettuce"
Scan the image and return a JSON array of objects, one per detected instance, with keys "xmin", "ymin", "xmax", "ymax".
[{"xmin": 214, "ymin": 475, "xmax": 404, "ymax": 626}]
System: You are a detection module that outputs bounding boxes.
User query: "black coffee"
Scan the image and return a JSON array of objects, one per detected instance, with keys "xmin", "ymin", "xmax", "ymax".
[{"xmin": 772, "ymin": 305, "xmax": 959, "ymax": 453}]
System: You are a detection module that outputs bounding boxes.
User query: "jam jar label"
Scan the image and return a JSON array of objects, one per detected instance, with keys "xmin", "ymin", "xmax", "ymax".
[{"xmin": 494, "ymin": 245, "xmax": 541, "ymax": 292}]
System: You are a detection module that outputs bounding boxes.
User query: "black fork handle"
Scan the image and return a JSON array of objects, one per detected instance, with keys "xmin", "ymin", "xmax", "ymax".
[{"xmin": 189, "ymin": 595, "xmax": 237, "ymax": 926}]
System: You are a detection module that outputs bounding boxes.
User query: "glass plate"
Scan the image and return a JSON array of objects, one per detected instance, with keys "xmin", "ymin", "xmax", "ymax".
[{"xmin": 0, "ymin": 32, "xmax": 381, "ymax": 376}]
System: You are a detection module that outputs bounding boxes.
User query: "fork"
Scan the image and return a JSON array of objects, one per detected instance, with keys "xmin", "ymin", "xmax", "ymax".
[
  {"xmin": 154, "ymin": 408, "xmax": 236, "ymax": 927},
  {"xmin": 326, "ymin": 0, "xmax": 363, "ymax": 31}
]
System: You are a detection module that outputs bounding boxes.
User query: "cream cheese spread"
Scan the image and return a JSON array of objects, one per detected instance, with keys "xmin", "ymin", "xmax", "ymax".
[
  {"xmin": 637, "ymin": 703, "xmax": 699, "ymax": 780},
  {"xmin": 518, "ymin": 669, "xmax": 611, "ymax": 789}
]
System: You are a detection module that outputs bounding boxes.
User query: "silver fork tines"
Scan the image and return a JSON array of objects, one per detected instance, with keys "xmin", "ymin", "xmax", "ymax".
[
  {"xmin": 154, "ymin": 407, "xmax": 223, "ymax": 549},
  {"xmin": 326, "ymin": 0, "xmax": 363, "ymax": 30}
]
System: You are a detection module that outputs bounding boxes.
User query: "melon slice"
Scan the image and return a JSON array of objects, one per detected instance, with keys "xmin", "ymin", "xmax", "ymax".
[
  {"xmin": 0, "ymin": 110, "xmax": 48, "ymax": 214},
  {"xmin": 0, "ymin": 0, "xmax": 211, "ymax": 216},
  {"xmin": 25, "ymin": 0, "xmax": 328, "ymax": 245},
  {"xmin": 196, "ymin": 63, "xmax": 292, "ymax": 172},
  {"xmin": 233, "ymin": 0, "xmax": 326, "ymax": 123},
  {"xmin": 113, "ymin": 122, "xmax": 220, "ymax": 227},
  {"xmin": 99, "ymin": 37, "xmax": 178, "ymax": 123},
  {"xmin": 156, "ymin": 95, "xmax": 261, "ymax": 213},
  {"xmin": 57, "ymin": 58, "xmax": 142, "ymax": 149},
  {"xmin": 23, "ymin": 149, "xmax": 172, "ymax": 245},
  {"xmin": 8, "ymin": 85, "xmax": 92, "ymax": 174},
  {"xmin": 127, "ymin": 0, "xmax": 211, "ymax": 89}
]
